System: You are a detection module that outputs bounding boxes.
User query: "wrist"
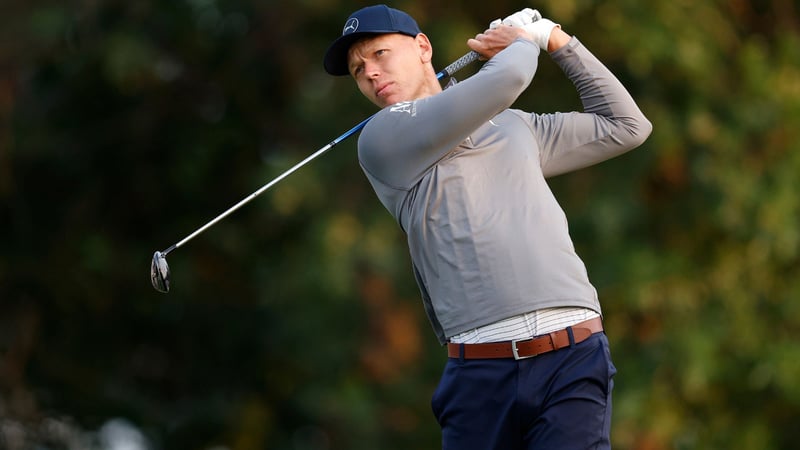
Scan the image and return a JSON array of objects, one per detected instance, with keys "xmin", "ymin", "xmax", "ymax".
[{"xmin": 547, "ymin": 27, "xmax": 570, "ymax": 52}]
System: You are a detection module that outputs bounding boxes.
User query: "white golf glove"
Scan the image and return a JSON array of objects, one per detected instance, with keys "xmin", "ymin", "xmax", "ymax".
[
  {"xmin": 489, "ymin": 9, "xmax": 559, "ymax": 51},
  {"xmin": 502, "ymin": 8, "xmax": 541, "ymax": 27},
  {"xmin": 522, "ymin": 17, "xmax": 560, "ymax": 50},
  {"xmin": 489, "ymin": 8, "xmax": 540, "ymax": 29}
]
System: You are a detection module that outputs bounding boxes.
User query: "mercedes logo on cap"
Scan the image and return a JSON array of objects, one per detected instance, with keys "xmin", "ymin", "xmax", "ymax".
[{"xmin": 343, "ymin": 18, "xmax": 359, "ymax": 35}]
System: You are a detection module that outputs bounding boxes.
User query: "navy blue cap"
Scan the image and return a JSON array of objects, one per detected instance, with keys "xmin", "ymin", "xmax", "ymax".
[{"xmin": 323, "ymin": 4, "xmax": 422, "ymax": 76}]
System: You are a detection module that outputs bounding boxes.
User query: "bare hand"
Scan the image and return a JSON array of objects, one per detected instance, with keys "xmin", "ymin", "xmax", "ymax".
[{"xmin": 466, "ymin": 25, "xmax": 533, "ymax": 60}]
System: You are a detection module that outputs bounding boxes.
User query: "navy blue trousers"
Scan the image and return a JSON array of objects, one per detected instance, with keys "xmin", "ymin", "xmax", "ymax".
[{"xmin": 431, "ymin": 333, "xmax": 616, "ymax": 450}]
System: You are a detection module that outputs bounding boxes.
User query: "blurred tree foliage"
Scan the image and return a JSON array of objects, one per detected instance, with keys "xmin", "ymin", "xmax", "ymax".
[{"xmin": 1, "ymin": 0, "xmax": 798, "ymax": 449}]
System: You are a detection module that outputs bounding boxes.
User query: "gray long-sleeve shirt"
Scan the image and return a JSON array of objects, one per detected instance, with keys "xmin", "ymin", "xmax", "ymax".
[{"xmin": 358, "ymin": 37, "xmax": 652, "ymax": 344}]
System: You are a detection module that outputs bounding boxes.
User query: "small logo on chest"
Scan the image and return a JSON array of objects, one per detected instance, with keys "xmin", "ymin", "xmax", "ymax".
[{"xmin": 390, "ymin": 101, "xmax": 416, "ymax": 116}]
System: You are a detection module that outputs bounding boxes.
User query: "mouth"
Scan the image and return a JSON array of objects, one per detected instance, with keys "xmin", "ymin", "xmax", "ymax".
[{"xmin": 375, "ymin": 82, "xmax": 392, "ymax": 98}]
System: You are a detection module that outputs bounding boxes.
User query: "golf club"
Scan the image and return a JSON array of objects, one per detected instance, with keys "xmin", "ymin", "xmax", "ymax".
[
  {"xmin": 151, "ymin": 3, "xmax": 543, "ymax": 292},
  {"xmin": 150, "ymin": 50, "xmax": 483, "ymax": 293}
]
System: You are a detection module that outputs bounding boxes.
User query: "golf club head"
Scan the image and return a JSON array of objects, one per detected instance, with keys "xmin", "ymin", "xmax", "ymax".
[{"xmin": 150, "ymin": 251, "xmax": 170, "ymax": 293}]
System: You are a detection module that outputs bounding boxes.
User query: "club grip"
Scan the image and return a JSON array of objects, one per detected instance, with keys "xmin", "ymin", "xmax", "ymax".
[
  {"xmin": 438, "ymin": 51, "xmax": 480, "ymax": 79},
  {"xmin": 437, "ymin": 11, "xmax": 541, "ymax": 80}
]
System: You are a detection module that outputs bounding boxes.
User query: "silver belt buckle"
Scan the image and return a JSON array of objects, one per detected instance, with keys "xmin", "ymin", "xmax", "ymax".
[{"xmin": 511, "ymin": 338, "xmax": 535, "ymax": 360}]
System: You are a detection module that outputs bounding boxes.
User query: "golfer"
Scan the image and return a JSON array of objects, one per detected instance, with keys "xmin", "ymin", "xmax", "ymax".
[{"xmin": 324, "ymin": 4, "xmax": 651, "ymax": 449}]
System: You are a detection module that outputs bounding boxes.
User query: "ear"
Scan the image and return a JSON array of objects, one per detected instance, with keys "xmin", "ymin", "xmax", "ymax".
[{"xmin": 414, "ymin": 33, "xmax": 433, "ymax": 64}]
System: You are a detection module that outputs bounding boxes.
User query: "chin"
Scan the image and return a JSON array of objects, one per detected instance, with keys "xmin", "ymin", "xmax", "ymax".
[{"xmin": 379, "ymin": 96, "xmax": 403, "ymax": 107}]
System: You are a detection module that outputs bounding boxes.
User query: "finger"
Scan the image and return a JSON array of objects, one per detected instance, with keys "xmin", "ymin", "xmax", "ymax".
[{"xmin": 466, "ymin": 38, "xmax": 490, "ymax": 60}]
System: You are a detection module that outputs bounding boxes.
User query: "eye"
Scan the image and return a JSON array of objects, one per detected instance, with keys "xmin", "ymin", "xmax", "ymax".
[{"xmin": 375, "ymin": 49, "xmax": 387, "ymax": 57}]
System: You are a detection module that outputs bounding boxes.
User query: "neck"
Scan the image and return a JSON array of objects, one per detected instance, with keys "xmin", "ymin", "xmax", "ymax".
[{"xmin": 414, "ymin": 67, "xmax": 444, "ymax": 101}]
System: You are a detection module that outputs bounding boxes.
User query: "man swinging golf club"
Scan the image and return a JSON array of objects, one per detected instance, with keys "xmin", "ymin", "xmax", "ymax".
[{"xmin": 323, "ymin": 4, "xmax": 652, "ymax": 449}]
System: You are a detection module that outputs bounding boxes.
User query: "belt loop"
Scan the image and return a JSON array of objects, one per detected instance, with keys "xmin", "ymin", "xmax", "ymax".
[
  {"xmin": 566, "ymin": 326, "xmax": 575, "ymax": 347},
  {"xmin": 459, "ymin": 343, "xmax": 465, "ymax": 362}
]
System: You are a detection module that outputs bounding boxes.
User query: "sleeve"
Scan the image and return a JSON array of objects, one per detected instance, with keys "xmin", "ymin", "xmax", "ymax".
[
  {"xmin": 531, "ymin": 37, "xmax": 653, "ymax": 178},
  {"xmin": 358, "ymin": 38, "xmax": 541, "ymax": 189}
]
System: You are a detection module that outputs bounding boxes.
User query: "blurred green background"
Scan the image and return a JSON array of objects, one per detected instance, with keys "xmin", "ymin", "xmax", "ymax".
[{"xmin": 2, "ymin": 0, "xmax": 799, "ymax": 449}]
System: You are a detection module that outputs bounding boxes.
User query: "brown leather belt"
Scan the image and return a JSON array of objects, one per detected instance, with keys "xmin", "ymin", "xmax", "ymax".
[{"xmin": 447, "ymin": 317, "xmax": 604, "ymax": 360}]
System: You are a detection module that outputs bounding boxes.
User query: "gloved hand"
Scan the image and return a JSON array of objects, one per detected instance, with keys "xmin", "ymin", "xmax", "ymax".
[
  {"xmin": 489, "ymin": 8, "xmax": 540, "ymax": 29},
  {"xmin": 489, "ymin": 9, "xmax": 558, "ymax": 51},
  {"xmin": 502, "ymin": 8, "xmax": 541, "ymax": 27},
  {"xmin": 521, "ymin": 16, "xmax": 560, "ymax": 50}
]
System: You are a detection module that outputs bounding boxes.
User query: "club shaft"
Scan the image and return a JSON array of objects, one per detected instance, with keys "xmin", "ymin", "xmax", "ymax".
[
  {"xmin": 161, "ymin": 50, "xmax": 480, "ymax": 256},
  {"xmin": 164, "ymin": 117, "xmax": 370, "ymax": 256}
]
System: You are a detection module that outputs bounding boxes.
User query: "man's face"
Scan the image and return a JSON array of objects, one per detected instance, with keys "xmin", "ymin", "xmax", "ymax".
[{"xmin": 347, "ymin": 33, "xmax": 432, "ymax": 108}]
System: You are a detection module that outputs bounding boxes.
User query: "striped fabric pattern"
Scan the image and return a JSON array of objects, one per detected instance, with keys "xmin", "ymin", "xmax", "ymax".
[{"xmin": 448, "ymin": 307, "xmax": 601, "ymax": 344}]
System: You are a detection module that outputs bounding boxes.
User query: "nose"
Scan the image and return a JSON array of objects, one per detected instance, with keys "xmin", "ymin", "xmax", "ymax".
[{"xmin": 364, "ymin": 60, "xmax": 380, "ymax": 78}]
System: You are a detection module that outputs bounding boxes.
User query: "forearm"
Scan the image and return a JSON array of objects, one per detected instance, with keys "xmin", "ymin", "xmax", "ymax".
[
  {"xmin": 552, "ymin": 37, "xmax": 650, "ymax": 133},
  {"xmin": 537, "ymin": 37, "xmax": 652, "ymax": 176}
]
